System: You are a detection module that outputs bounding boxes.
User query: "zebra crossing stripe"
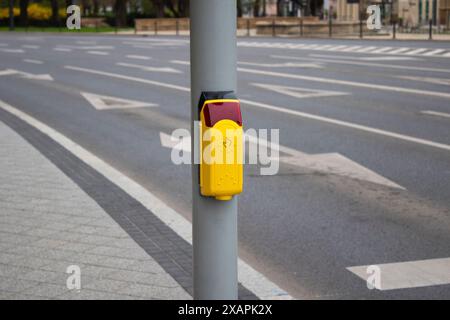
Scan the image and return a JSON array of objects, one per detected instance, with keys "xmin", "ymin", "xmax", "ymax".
[
  {"xmin": 406, "ymin": 48, "xmax": 428, "ymax": 55},
  {"xmin": 387, "ymin": 48, "xmax": 411, "ymax": 54},
  {"xmin": 371, "ymin": 47, "xmax": 393, "ymax": 53},
  {"xmin": 424, "ymin": 49, "xmax": 445, "ymax": 56}
]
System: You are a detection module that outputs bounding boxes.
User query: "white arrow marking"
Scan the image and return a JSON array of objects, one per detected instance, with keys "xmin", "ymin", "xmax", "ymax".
[
  {"xmin": 116, "ymin": 62, "xmax": 182, "ymax": 74},
  {"xmin": 81, "ymin": 92, "xmax": 157, "ymax": 110},
  {"xmin": 0, "ymin": 69, "xmax": 53, "ymax": 81},
  {"xmin": 252, "ymin": 83, "xmax": 348, "ymax": 99},
  {"xmin": 159, "ymin": 132, "xmax": 403, "ymax": 189},
  {"xmin": 348, "ymin": 257, "xmax": 450, "ymax": 290},
  {"xmin": 238, "ymin": 61, "xmax": 323, "ymax": 68}
]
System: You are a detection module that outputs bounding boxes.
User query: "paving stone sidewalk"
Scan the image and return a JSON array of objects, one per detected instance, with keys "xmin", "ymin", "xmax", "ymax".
[{"xmin": 0, "ymin": 120, "xmax": 191, "ymax": 300}]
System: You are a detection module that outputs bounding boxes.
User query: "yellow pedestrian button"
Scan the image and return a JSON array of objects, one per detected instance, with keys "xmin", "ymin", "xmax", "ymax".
[{"xmin": 199, "ymin": 92, "xmax": 243, "ymax": 201}]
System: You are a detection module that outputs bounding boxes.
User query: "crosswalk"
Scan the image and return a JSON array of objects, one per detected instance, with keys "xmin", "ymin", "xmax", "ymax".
[{"xmin": 237, "ymin": 41, "xmax": 450, "ymax": 58}]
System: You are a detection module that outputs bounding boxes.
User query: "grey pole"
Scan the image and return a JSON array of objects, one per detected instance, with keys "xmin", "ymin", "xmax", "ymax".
[{"xmin": 190, "ymin": 0, "xmax": 238, "ymax": 300}]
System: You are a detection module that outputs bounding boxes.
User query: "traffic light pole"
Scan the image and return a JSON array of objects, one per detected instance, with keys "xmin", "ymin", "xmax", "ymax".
[{"xmin": 190, "ymin": 0, "xmax": 239, "ymax": 300}]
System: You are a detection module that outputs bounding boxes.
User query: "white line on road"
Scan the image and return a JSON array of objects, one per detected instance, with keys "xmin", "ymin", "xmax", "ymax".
[
  {"xmin": 421, "ymin": 110, "xmax": 450, "ymax": 119},
  {"xmin": 0, "ymin": 48, "xmax": 24, "ymax": 53},
  {"xmin": 238, "ymin": 61, "xmax": 322, "ymax": 68},
  {"xmin": 274, "ymin": 54, "xmax": 450, "ymax": 74},
  {"xmin": 396, "ymin": 75, "xmax": 450, "ymax": 86},
  {"xmin": 308, "ymin": 54, "xmax": 419, "ymax": 62},
  {"xmin": 64, "ymin": 65, "xmax": 190, "ymax": 92},
  {"xmin": 126, "ymin": 55, "xmax": 152, "ymax": 60},
  {"xmin": 23, "ymin": 59, "xmax": 44, "ymax": 64},
  {"xmin": 22, "ymin": 45, "xmax": 40, "ymax": 49},
  {"xmin": 116, "ymin": 62, "xmax": 181, "ymax": 73},
  {"xmin": 53, "ymin": 47, "xmax": 72, "ymax": 52},
  {"xmin": 64, "ymin": 65, "xmax": 450, "ymax": 152},
  {"xmin": 87, "ymin": 51, "xmax": 110, "ymax": 56},
  {"xmin": 347, "ymin": 257, "xmax": 450, "ymax": 290},
  {"xmin": 240, "ymin": 99, "xmax": 450, "ymax": 152},
  {"xmin": 251, "ymin": 83, "xmax": 348, "ymax": 99},
  {"xmin": 238, "ymin": 67, "xmax": 450, "ymax": 100},
  {"xmin": 0, "ymin": 99, "xmax": 291, "ymax": 300}
]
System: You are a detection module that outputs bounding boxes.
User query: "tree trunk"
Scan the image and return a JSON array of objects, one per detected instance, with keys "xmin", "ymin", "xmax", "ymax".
[
  {"xmin": 253, "ymin": 0, "xmax": 261, "ymax": 17},
  {"xmin": 19, "ymin": 0, "xmax": 29, "ymax": 26},
  {"xmin": 51, "ymin": 0, "xmax": 59, "ymax": 26},
  {"xmin": 154, "ymin": 0, "xmax": 165, "ymax": 18},
  {"xmin": 115, "ymin": 0, "xmax": 127, "ymax": 27},
  {"xmin": 93, "ymin": 0, "xmax": 100, "ymax": 16},
  {"xmin": 237, "ymin": 0, "xmax": 243, "ymax": 17}
]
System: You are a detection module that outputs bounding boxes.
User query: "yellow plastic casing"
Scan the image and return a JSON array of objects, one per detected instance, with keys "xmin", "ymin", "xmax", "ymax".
[{"xmin": 200, "ymin": 99, "xmax": 243, "ymax": 201}]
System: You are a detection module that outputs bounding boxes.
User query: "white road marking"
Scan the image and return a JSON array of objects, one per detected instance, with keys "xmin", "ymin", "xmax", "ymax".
[
  {"xmin": 238, "ymin": 61, "xmax": 322, "ymax": 68},
  {"xmin": 347, "ymin": 257, "xmax": 450, "ymax": 290},
  {"xmin": 0, "ymin": 99, "xmax": 291, "ymax": 300},
  {"xmin": 0, "ymin": 48, "xmax": 24, "ymax": 53},
  {"xmin": 0, "ymin": 68, "xmax": 53, "ymax": 81},
  {"xmin": 251, "ymin": 83, "xmax": 348, "ymax": 99},
  {"xmin": 355, "ymin": 46, "xmax": 377, "ymax": 53},
  {"xmin": 160, "ymin": 131, "xmax": 402, "ymax": 188},
  {"xmin": 53, "ymin": 47, "xmax": 72, "ymax": 52},
  {"xmin": 65, "ymin": 65, "xmax": 190, "ymax": 92},
  {"xmin": 405, "ymin": 48, "xmax": 428, "ymax": 55},
  {"xmin": 274, "ymin": 54, "xmax": 450, "ymax": 74},
  {"xmin": 444, "ymin": 52, "xmax": 450, "ymax": 57},
  {"xmin": 65, "ymin": 65, "xmax": 450, "ymax": 152},
  {"xmin": 23, "ymin": 59, "xmax": 44, "ymax": 65},
  {"xmin": 81, "ymin": 92, "xmax": 157, "ymax": 110},
  {"xmin": 76, "ymin": 40, "xmax": 97, "ymax": 45},
  {"xmin": 238, "ymin": 67, "xmax": 450, "ymax": 100},
  {"xmin": 21, "ymin": 45, "xmax": 40, "ymax": 49},
  {"xmin": 421, "ymin": 110, "xmax": 450, "ymax": 119},
  {"xmin": 397, "ymin": 75, "xmax": 450, "ymax": 86},
  {"xmin": 308, "ymin": 54, "xmax": 419, "ymax": 62},
  {"xmin": 126, "ymin": 55, "xmax": 152, "ymax": 60},
  {"xmin": 423, "ymin": 49, "xmax": 445, "ymax": 56},
  {"xmin": 359, "ymin": 56, "xmax": 420, "ymax": 61},
  {"xmin": 371, "ymin": 47, "xmax": 393, "ymax": 53},
  {"xmin": 240, "ymin": 98, "xmax": 450, "ymax": 152},
  {"xmin": 116, "ymin": 62, "xmax": 181, "ymax": 74},
  {"xmin": 87, "ymin": 51, "xmax": 110, "ymax": 56},
  {"xmin": 387, "ymin": 47, "xmax": 411, "ymax": 54}
]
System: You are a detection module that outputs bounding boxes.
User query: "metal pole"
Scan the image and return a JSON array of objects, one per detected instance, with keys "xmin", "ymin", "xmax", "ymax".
[
  {"xmin": 429, "ymin": 19, "xmax": 432, "ymax": 40},
  {"xmin": 359, "ymin": 0, "xmax": 363, "ymax": 39},
  {"xmin": 176, "ymin": 19, "xmax": 179, "ymax": 36},
  {"xmin": 300, "ymin": 17, "xmax": 303, "ymax": 37},
  {"xmin": 272, "ymin": 18, "xmax": 276, "ymax": 37},
  {"xmin": 329, "ymin": 10, "xmax": 332, "ymax": 38},
  {"xmin": 9, "ymin": 0, "xmax": 14, "ymax": 31},
  {"xmin": 392, "ymin": 22, "xmax": 396, "ymax": 39},
  {"xmin": 190, "ymin": 0, "xmax": 238, "ymax": 300}
]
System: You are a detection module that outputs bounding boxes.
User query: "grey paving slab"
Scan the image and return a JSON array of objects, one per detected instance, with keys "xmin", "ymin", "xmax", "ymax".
[{"xmin": 0, "ymin": 121, "xmax": 191, "ymax": 300}]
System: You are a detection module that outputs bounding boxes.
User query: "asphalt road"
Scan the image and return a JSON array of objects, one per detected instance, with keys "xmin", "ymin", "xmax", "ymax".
[{"xmin": 1, "ymin": 33, "xmax": 450, "ymax": 299}]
